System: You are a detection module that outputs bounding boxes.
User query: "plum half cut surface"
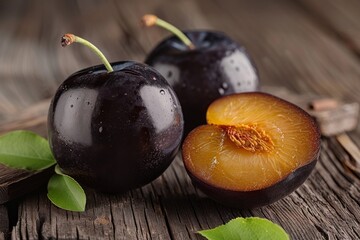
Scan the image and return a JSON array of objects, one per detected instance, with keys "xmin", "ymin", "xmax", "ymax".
[{"xmin": 182, "ymin": 92, "xmax": 321, "ymax": 208}]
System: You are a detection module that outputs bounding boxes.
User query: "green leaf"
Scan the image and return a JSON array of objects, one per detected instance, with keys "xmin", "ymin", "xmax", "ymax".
[
  {"xmin": 198, "ymin": 217, "xmax": 290, "ymax": 240},
  {"xmin": 0, "ymin": 130, "xmax": 56, "ymax": 170},
  {"xmin": 47, "ymin": 165, "xmax": 86, "ymax": 212}
]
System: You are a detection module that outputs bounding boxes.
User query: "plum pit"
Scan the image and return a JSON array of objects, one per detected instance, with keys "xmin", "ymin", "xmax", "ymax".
[{"xmin": 222, "ymin": 124, "xmax": 274, "ymax": 153}]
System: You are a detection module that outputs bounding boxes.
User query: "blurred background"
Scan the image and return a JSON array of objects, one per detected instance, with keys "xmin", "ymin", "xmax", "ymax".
[{"xmin": 0, "ymin": 0, "xmax": 359, "ymax": 135}]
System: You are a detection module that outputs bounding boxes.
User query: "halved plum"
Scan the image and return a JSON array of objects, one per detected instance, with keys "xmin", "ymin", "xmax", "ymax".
[{"xmin": 182, "ymin": 92, "xmax": 321, "ymax": 208}]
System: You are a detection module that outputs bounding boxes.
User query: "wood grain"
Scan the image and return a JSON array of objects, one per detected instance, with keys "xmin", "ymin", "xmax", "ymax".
[
  {"xmin": 0, "ymin": 205, "xmax": 8, "ymax": 240},
  {"xmin": 0, "ymin": 166, "xmax": 52, "ymax": 205},
  {"xmin": 1, "ymin": 0, "xmax": 360, "ymax": 239},
  {"xmin": 296, "ymin": 0, "xmax": 360, "ymax": 55},
  {"xmin": 199, "ymin": 0, "xmax": 360, "ymax": 107},
  {"xmin": 9, "ymin": 147, "xmax": 360, "ymax": 239}
]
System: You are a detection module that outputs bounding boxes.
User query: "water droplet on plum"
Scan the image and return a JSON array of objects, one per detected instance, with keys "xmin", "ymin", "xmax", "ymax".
[{"xmin": 222, "ymin": 82, "xmax": 228, "ymax": 89}]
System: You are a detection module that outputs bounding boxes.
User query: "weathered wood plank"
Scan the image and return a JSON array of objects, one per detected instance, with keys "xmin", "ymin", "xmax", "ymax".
[
  {"xmin": 0, "ymin": 0, "xmax": 360, "ymax": 239},
  {"xmin": 0, "ymin": 166, "xmax": 53, "ymax": 205},
  {"xmin": 11, "ymin": 146, "xmax": 360, "ymax": 239},
  {"xmin": 11, "ymin": 159, "xmax": 178, "ymax": 239},
  {"xmin": 0, "ymin": 98, "xmax": 50, "ymax": 135},
  {"xmin": 0, "ymin": 99, "xmax": 52, "ymax": 205},
  {"xmin": 296, "ymin": 0, "xmax": 360, "ymax": 55},
  {"xmin": 0, "ymin": 0, "xmax": 147, "ymax": 122},
  {"xmin": 0, "ymin": 205, "xmax": 8, "ymax": 240},
  {"xmin": 303, "ymin": 141, "xmax": 360, "ymax": 239},
  {"xmin": 195, "ymin": 0, "xmax": 360, "ymax": 111}
]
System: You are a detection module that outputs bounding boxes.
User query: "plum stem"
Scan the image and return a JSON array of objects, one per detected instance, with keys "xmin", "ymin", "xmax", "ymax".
[
  {"xmin": 61, "ymin": 33, "xmax": 114, "ymax": 72},
  {"xmin": 142, "ymin": 14, "xmax": 195, "ymax": 50}
]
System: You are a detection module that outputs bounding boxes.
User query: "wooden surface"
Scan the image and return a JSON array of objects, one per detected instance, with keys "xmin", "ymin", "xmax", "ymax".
[{"xmin": 0, "ymin": 0, "xmax": 360, "ymax": 239}]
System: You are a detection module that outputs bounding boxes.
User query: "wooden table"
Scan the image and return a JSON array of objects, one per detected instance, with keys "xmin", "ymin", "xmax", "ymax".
[{"xmin": 1, "ymin": 0, "xmax": 360, "ymax": 239}]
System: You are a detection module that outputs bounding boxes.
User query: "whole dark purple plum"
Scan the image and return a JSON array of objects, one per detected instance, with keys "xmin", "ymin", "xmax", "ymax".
[
  {"xmin": 145, "ymin": 30, "xmax": 259, "ymax": 134},
  {"xmin": 48, "ymin": 61, "xmax": 184, "ymax": 193}
]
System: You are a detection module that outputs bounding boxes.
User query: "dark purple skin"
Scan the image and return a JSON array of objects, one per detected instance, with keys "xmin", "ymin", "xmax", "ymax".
[
  {"xmin": 145, "ymin": 31, "xmax": 259, "ymax": 134},
  {"xmin": 48, "ymin": 61, "xmax": 184, "ymax": 193},
  {"xmin": 186, "ymin": 154, "xmax": 319, "ymax": 209}
]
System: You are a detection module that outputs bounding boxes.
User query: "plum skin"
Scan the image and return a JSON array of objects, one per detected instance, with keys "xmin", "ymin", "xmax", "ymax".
[
  {"xmin": 48, "ymin": 61, "xmax": 184, "ymax": 193},
  {"xmin": 145, "ymin": 31, "xmax": 259, "ymax": 134},
  {"xmin": 186, "ymin": 155, "xmax": 319, "ymax": 209}
]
